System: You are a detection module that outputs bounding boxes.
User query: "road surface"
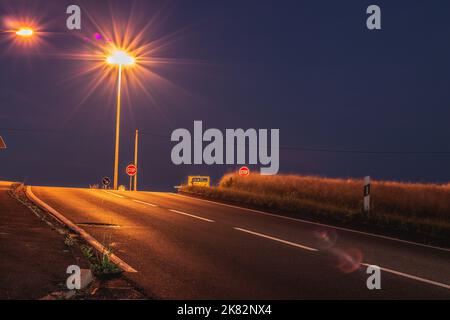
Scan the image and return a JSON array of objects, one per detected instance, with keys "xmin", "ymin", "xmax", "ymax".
[{"xmin": 29, "ymin": 186, "xmax": 450, "ymax": 299}]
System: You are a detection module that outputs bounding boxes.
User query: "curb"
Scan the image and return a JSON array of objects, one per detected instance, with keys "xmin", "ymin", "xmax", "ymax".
[{"xmin": 25, "ymin": 186, "xmax": 137, "ymax": 273}]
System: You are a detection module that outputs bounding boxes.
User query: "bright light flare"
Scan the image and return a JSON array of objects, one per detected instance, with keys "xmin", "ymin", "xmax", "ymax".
[
  {"xmin": 106, "ymin": 50, "xmax": 135, "ymax": 66},
  {"xmin": 1, "ymin": 14, "xmax": 46, "ymax": 53},
  {"xmin": 61, "ymin": 3, "xmax": 195, "ymax": 118},
  {"xmin": 15, "ymin": 28, "xmax": 34, "ymax": 37}
]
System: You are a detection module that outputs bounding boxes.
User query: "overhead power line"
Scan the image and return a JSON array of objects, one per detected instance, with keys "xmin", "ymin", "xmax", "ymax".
[{"xmin": 2, "ymin": 126, "xmax": 450, "ymax": 155}]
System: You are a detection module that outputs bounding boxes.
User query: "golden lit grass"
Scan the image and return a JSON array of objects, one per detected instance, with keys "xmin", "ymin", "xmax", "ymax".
[{"xmin": 180, "ymin": 174, "xmax": 450, "ymax": 245}]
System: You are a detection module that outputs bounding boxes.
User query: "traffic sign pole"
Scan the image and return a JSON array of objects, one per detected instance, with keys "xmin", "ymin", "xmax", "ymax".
[{"xmin": 134, "ymin": 129, "xmax": 139, "ymax": 191}]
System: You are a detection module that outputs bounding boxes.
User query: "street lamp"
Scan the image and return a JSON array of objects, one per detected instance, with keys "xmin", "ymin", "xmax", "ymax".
[
  {"xmin": 15, "ymin": 28, "xmax": 34, "ymax": 37},
  {"xmin": 106, "ymin": 49, "xmax": 135, "ymax": 190},
  {"xmin": 1, "ymin": 26, "xmax": 39, "ymax": 50},
  {"xmin": 0, "ymin": 27, "xmax": 35, "ymax": 37}
]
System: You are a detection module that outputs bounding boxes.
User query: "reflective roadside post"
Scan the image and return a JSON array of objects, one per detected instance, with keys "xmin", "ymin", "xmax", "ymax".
[{"xmin": 363, "ymin": 176, "xmax": 371, "ymax": 214}]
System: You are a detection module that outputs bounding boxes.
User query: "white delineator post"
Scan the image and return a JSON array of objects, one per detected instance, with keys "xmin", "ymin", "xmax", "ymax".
[{"xmin": 363, "ymin": 176, "xmax": 371, "ymax": 213}]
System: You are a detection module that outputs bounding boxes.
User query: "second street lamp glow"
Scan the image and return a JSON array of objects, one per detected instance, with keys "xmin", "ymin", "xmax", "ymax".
[
  {"xmin": 15, "ymin": 28, "xmax": 34, "ymax": 37},
  {"xmin": 106, "ymin": 50, "xmax": 135, "ymax": 66}
]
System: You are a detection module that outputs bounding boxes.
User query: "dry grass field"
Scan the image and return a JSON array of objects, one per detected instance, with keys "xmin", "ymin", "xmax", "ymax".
[{"xmin": 180, "ymin": 173, "xmax": 450, "ymax": 245}]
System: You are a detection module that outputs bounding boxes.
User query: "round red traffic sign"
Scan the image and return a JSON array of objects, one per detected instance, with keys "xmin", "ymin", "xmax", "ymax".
[
  {"xmin": 126, "ymin": 164, "xmax": 137, "ymax": 176},
  {"xmin": 239, "ymin": 166, "xmax": 250, "ymax": 176}
]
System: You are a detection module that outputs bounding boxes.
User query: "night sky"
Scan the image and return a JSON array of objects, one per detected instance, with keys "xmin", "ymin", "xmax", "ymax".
[{"xmin": 1, "ymin": 0, "xmax": 450, "ymax": 190}]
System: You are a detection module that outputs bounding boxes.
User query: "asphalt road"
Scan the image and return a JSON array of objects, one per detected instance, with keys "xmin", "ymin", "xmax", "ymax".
[{"xmin": 29, "ymin": 186, "xmax": 450, "ymax": 299}]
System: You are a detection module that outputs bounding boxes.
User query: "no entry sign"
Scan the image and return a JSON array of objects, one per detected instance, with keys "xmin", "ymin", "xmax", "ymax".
[
  {"xmin": 126, "ymin": 164, "xmax": 137, "ymax": 176},
  {"xmin": 239, "ymin": 166, "xmax": 250, "ymax": 177}
]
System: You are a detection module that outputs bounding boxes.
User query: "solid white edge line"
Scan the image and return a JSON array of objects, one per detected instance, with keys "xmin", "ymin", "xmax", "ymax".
[
  {"xmin": 132, "ymin": 199, "xmax": 157, "ymax": 207},
  {"xmin": 234, "ymin": 227, "xmax": 318, "ymax": 252},
  {"xmin": 361, "ymin": 263, "xmax": 450, "ymax": 290},
  {"xmin": 103, "ymin": 190, "xmax": 124, "ymax": 198},
  {"xmin": 168, "ymin": 209, "xmax": 214, "ymax": 222},
  {"xmin": 173, "ymin": 193, "xmax": 450, "ymax": 253},
  {"xmin": 235, "ymin": 225, "xmax": 449, "ymax": 290},
  {"xmin": 26, "ymin": 186, "xmax": 137, "ymax": 273}
]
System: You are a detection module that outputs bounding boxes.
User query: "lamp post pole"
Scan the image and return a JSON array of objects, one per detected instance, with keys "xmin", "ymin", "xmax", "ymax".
[
  {"xmin": 113, "ymin": 65, "xmax": 123, "ymax": 190},
  {"xmin": 106, "ymin": 50, "xmax": 134, "ymax": 190}
]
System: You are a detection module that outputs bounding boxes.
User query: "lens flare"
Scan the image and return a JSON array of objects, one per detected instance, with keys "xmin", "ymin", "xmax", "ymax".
[
  {"xmin": 1, "ymin": 13, "xmax": 48, "ymax": 53},
  {"xmin": 58, "ymin": 2, "xmax": 198, "ymax": 120},
  {"xmin": 314, "ymin": 229, "xmax": 363, "ymax": 274},
  {"xmin": 335, "ymin": 248, "xmax": 363, "ymax": 274},
  {"xmin": 314, "ymin": 230, "xmax": 338, "ymax": 250}
]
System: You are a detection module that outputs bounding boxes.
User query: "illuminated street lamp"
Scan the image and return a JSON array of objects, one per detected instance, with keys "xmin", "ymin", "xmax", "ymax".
[
  {"xmin": 0, "ymin": 26, "xmax": 39, "ymax": 50},
  {"xmin": 106, "ymin": 50, "xmax": 135, "ymax": 190},
  {"xmin": 107, "ymin": 50, "xmax": 135, "ymax": 66},
  {"xmin": 0, "ymin": 27, "xmax": 35, "ymax": 37},
  {"xmin": 15, "ymin": 28, "xmax": 34, "ymax": 37}
]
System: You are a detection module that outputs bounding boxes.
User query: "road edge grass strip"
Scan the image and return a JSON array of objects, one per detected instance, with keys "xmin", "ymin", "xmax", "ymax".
[
  {"xmin": 24, "ymin": 185, "xmax": 138, "ymax": 273},
  {"xmin": 8, "ymin": 183, "xmax": 92, "ymax": 299},
  {"xmin": 9, "ymin": 183, "xmax": 149, "ymax": 299}
]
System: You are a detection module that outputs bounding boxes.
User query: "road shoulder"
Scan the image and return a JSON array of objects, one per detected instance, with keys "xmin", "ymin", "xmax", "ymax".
[
  {"xmin": 0, "ymin": 182, "xmax": 146, "ymax": 300},
  {"xmin": 0, "ymin": 182, "xmax": 83, "ymax": 299}
]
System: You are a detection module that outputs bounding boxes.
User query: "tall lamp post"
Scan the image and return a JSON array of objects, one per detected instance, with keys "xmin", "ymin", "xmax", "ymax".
[{"xmin": 106, "ymin": 50, "xmax": 135, "ymax": 190}]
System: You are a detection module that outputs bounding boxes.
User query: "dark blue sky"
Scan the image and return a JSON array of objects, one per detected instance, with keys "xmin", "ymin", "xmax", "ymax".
[{"xmin": 1, "ymin": 0, "xmax": 450, "ymax": 190}]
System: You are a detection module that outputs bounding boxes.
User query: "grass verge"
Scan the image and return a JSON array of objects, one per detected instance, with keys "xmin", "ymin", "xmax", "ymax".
[{"xmin": 9, "ymin": 183, "xmax": 146, "ymax": 299}]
